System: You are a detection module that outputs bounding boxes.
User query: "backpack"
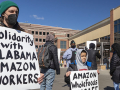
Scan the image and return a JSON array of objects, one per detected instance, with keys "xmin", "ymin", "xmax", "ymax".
[
  {"xmin": 37, "ymin": 44, "xmax": 53, "ymax": 68},
  {"xmin": 70, "ymin": 49, "xmax": 77, "ymax": 63}
]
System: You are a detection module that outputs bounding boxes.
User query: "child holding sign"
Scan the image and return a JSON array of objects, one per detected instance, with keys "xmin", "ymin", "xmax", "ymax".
[{"xmin": 64, "ymin": 49, "xmax": 99, "ymax": 90}]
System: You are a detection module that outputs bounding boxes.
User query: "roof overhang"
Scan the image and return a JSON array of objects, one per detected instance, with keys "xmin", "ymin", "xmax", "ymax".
[{"xmin": 68, "ymin": 17, "xmax": 110, "ymax": 40}]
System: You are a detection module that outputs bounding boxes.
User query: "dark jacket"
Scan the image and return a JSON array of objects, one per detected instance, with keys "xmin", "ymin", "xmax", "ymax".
[
  {"xmin": 0, "ymin": 17, "xmax": 25, "ymax": 32},
  {"xmin": 103, "ymin": 58, "xmax": 109, "ymax": 64},
  {"xmin": 110, "ymin": 53, "xmax": 120, "ymax": 83},
  {"xmin": 87, "ymin": 49, "xmax": 101, "ymax": 70},
  {"xmin": 43, "ymin": 41, "xmax": 60, "ymax": 75}
]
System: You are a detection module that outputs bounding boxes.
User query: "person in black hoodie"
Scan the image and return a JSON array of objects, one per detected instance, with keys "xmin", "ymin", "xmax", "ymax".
[
  {"xmin": 87, "ymin": 43, "xmax": 101, "ymax": 70},
  {"xmin": 40, "ymin": 34, "xmax": 60, "ymax": 90},
  {"xmin": 110, "ymin": 43, "xmax": 120, "ymax": 90}
]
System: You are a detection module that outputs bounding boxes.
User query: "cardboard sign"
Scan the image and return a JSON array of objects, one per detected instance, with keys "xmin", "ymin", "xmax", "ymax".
[
  {"xmin": 70, "ymin": 70, "xmax": 99, "ymax": 90},
  {"xmin": 0, "ymin": 26, "xmax": 40, "ymax": 90}
]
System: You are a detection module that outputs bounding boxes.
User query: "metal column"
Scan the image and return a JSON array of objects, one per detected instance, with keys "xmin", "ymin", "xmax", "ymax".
[{"xmin": 100, "ymin": 42, "xmax": 104, "ymax": 65}]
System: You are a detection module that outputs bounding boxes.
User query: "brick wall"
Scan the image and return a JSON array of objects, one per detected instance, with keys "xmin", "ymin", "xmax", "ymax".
[{"xmin": 110, "ymin": 9, "xmax": 114, "ymax": 59}]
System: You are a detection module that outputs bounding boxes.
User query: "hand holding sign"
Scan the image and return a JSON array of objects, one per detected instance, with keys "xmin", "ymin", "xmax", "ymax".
[
  {"xmin": 38, "ymin": 73, "xmax": 44, "ymax": 84},
  {"xmin": 66, "ymin": 71, "xmax": 71, "ymax": 77},
  {"xmin": 97, "ymin": 69, "xmax": 100, "ymax": 75}
]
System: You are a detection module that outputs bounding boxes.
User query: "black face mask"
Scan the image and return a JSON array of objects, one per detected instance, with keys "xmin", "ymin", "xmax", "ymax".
[
  {"xmin": 71, "ymin": 45, "xmax": 76, "ymax": 48},
  {"xmin": 5, "ymin": 14, "xmax": 17, "ymax": 25}
]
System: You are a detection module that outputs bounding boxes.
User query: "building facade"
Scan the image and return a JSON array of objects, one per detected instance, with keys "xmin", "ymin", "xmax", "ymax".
[
  {"xmin": 19, "ymin": 23, "xmax": 80, "ymax": 53},
  {"xmin": 68, "ymin": 6, "xmax": 120, "ymax": 65}
]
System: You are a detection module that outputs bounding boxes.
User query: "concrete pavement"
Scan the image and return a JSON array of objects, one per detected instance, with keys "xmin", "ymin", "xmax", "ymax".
[
  {"xmin": 33, "ymin": 68, "xmax": 119, "ymax": 90},
  {"xmin": 52, "ymin": 68, "xmax": 118, "ymax": 90}
]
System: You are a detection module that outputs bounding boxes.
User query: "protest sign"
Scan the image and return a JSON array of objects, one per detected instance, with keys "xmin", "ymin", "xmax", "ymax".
[
  {"xmin": 70, "ymin": 70, "xmax": 99, "ymax": 90},
  {"xmin": 0, "ymin": 26, "xmax": 40, "ymax": 90}
]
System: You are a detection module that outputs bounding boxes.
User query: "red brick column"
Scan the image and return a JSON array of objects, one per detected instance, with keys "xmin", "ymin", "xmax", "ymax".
[
  {"xmin": 110, "ymin": 9, "xmax": 114, "ymax": 59},
  {"xmin": 68, "ymin": 39, "xmax": 69, "ymax": 49}
]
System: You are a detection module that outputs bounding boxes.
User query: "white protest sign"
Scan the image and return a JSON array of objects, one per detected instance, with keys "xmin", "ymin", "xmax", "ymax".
[
  {"xmin": 0, "ymin": 26, "xmax": 40, "ymax": 90},
  {"xmin": 86, "ymin": 41, "xmax": 97, "ymax": 50},
  {"xmin": 70, "ymin": 70, "xmax": 99, "ymax": 90}
]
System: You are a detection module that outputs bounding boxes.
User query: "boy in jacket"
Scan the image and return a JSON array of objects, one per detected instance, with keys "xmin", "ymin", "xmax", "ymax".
[
  {"xmin": 64, "ymin": 49, "xmax": 91, "ymax": 90},
  {"xmin": 64, "ymin": 49, "xmax": 99, "ymax": 90}
]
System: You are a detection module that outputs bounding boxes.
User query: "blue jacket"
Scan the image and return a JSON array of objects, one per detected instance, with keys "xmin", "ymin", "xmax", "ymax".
[{"xmin": 62, "ymin": 48, "xmax": 78, "ymax": 60}]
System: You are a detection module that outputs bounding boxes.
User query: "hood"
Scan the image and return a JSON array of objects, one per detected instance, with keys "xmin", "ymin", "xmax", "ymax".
[
  {"xmin": 76, "ymin": 49, "xmax": 88, "ymax": 70},
  {"xmin": 46, "ymin": 34, "xmax": 55, "ymax": 43},
  {"xmin": 44, "ymin": 41, "xmax": 54, "ymax": 46}
]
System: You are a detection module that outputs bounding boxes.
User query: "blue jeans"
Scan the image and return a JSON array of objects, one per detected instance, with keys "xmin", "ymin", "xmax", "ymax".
[
  {"xmin": 66, "ymin": 60, "xmax": 71, "ymax": 67},
  {"xmin": 113, "ymin": 82, "xmax": 120, "ymax": 90},
  {"xmin": 40, "ymin": 68, "xmax": 55, "ymax": 90},
  {"xmin": 104, "ymin": 63, "xmax": 107, "ymax": 70}
]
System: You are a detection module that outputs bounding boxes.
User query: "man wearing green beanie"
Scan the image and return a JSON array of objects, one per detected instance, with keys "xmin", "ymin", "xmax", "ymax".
[
  {"xmin": 0, "ymin": 1, "xmax": 44, "ymax": 84},
  {"xmin": 0, "ymin": 1, "xmax": 25, "ymax": 31}
]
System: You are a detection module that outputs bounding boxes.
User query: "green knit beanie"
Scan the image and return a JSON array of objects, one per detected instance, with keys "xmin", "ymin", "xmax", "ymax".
[{"xmin": 0, "ymin": 1, "xmax": 19, "ymax": 15}]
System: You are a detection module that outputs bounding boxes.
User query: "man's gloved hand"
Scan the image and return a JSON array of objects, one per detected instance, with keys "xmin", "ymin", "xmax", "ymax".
[{"xmin": 56, "ymin": 70, "xmax": 60, "ymax": 75}]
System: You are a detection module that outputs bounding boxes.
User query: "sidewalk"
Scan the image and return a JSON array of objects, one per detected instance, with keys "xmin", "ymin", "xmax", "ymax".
[
  {"xmin": 98, "ymin": 69, "xmax": 115, "ymax": 90},
  {"xmin": 32, "ymin": 68, "xmax": 119, "ymax": 90},
  {"xmin": 52, "ymin": 68, "xmax": 119, "ymax": 90}
]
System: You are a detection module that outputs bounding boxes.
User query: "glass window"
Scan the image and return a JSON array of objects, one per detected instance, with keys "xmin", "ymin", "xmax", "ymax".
[
  {"xmin": 39, "ymin": 45, "xmax": 42, "ymax": 47},
  {"xmin": 39, "ymin": 39, "xmax": 42, "ymax": 42},
  {"xmin": 39, "ymin": 32, "xmax": 42, "ymax": 35},
  {"xmin": 43, "ymin": 39, "xmax": 46, "ymax": 42},
  {"xmin": 118, "ymin": 19, "xmax": 120, "ymax": 24},
  {"xmin": 118, "ymin": 24, "xmax": 120, "ymax": 33},
  {"xmin": 67, "ymin": 34, "xmax": 69, "ymax": 37},
  {"xmin": 60, "ymin": 41, "xmax": 66, "ymax": 49},
  {"xmin": 102, "ymin": 37, "xmax": 104, "ymax": 39},
  {"xmin": 105, "ymin": 36, "xmax": 107, "ymax": 40},
  {"xmin": 43, "ymin": 32, "xmax": 45, "ymax": 35},
  {"xmin": 35, "ymin": 45, "xmax": 38, "ymax": 49},
  {"xmin": 36, "ymin": 31, "xmax": 38, "ymax": 35},
  {"xmin": 114, "ymin": 20, "xmax": 118, "ymax": 25},
  {"xmin": 114, "ymin": 25, "xmax": 117, "ymax": 33},
  {"xmin": 32, "ymin": 31, "xmax": 34, "ymax": 34},
  {"xmin": 35, "ymin": 38, "xmax": 38, "ymax": 42},
  {"xmin": 108, "ymin": 36, "xmax": 110, "ymax": 40},
  {"xmin": 47, "ymin": 32, "xmax": 49, "ymax": 35}
]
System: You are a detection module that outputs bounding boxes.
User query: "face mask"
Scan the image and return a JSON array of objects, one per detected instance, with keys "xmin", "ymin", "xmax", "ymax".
[
  {"xmin": 71, "ymin": 45, "xmax": 76, "ymax": 48},
  {"xmin": 5, "ymin": 14, "xmax": 17, "ymax": 25}
]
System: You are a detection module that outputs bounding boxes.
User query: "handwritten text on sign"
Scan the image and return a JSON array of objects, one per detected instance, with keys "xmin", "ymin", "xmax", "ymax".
[
  {"xmin": 70, "ymin": 70, "xmax": 99, "ymax": 90},
  {"xmin": 0, "ymin": 26, "xmax": 40, "ymax": 90}
]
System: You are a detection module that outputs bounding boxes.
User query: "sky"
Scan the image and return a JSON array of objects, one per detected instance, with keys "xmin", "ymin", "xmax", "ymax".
[{"xmin": 1, "ymin": 0, "xmax": 120, "ymax": 30}]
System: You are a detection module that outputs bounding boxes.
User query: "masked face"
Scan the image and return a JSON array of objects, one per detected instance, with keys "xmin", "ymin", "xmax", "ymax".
[
  {"xmin": 5, "ymin": 14, "xmax": 17, "ymax": 25},
  {"xmin": 2, "ymin": 6, "xmax": 18, "ymax": 26},
  {"xmin": 71, "ymin": 43, "xmax": 76, "ymax": 48}
]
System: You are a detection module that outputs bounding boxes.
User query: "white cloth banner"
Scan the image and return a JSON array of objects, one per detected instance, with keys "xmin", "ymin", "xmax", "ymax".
[
  {"xmin": 0, "ymin": 26, "xmax": 40, "ymax": 90},
  {"xmin": 70, "ymin": 70, "xmax": 99, "ymax": 90}
]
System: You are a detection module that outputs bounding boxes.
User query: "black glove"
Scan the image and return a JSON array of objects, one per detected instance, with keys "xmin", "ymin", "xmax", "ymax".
[{"xmin": 56, "ymin": 70, "xmax": 60, "ymax": 75}]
